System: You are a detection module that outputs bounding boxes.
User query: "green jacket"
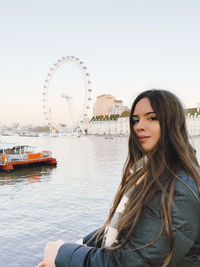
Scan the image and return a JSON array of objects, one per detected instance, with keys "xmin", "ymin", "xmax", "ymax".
[{"xmin": 55, "ymin": 170, "xmax": 200, "ymax": 267}]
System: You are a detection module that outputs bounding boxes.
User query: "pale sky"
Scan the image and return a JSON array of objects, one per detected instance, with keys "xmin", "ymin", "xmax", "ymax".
[{"xmin": 1, "ymin": 0, "xmax": 200, "ymax": 125}]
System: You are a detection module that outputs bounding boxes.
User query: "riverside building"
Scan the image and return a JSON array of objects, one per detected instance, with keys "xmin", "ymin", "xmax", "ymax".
[
  {"xmin": 88, "ymin": 111, "xmax": 130, "ymax": 135},
  {"xmin": 186, "ymin": 107, "xmax": 200, "ymax": 136},
  {"xmin": 87, "ymin": 99, "xmax": 200, "ymax": 136},
  {"xmin": 93, "ymin": 94, "xmax": 125, "ymax": 117},
  {"xmin": 88, "ymin": 94, "xmax": 129, "ymax": 135}
]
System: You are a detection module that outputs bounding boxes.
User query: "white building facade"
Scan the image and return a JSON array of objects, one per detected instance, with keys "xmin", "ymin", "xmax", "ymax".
[
  {"xmin": 87, "ymin": 114, "xmax": 200, "ymax": 136},
  {"xmin": 186, "ymin": 114, "xmax": 200, "ymax": 136},
  {"xmin": 87, "ymin": 116, "xmax": 129, "ymax": 135}
]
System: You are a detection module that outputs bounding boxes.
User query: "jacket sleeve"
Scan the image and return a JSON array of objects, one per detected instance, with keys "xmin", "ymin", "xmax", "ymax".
[
  {"xmin": 83, "ymin": 229, "xmax": 104, "ymax": 248},
  {"xmin": 55, "ymin": 174, "xmax": 200, "ymax": 267}
]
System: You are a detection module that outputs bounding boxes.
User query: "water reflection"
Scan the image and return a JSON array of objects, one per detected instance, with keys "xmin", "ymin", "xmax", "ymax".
[{"xmin": 0, "ymin": 165, "xmax": 57, "ymax": 186}]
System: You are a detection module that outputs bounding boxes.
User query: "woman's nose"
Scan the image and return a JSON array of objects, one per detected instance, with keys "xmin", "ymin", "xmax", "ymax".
[{"xmin": 134, "ymin": 119, "xmax": 146, "ymax": 131}]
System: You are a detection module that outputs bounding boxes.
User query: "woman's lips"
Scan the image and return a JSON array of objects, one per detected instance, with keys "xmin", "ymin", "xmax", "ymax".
[{"xmin": 137, "ymin": 136, "xmax": 150, "ymax": 142}]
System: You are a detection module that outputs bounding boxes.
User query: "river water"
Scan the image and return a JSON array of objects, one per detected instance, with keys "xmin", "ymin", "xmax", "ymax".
[{"xmin": 0, "ymin": 135, "xmax": 200, "ymax": 267}]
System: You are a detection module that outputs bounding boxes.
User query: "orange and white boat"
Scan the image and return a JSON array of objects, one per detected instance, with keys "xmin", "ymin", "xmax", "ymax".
[{"xmin": 0, "ymin": 142, "xmax": 57, "ymax": 171}]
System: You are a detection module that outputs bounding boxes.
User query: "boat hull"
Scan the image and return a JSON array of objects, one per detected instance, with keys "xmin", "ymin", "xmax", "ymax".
[{"xmin": 0, "ymin": 157, "xmax": 57, "ymax": 171}]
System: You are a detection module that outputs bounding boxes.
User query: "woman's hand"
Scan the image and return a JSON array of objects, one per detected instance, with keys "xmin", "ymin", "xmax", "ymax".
[{"xmin": 37, "ymin": 240, "xmax": 64, "ymax": 267}]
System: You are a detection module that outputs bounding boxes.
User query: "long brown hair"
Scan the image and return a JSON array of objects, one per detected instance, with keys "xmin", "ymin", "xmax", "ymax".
[{"xmin": 96, "ymin": 89, "xmax": 200, "ymax": 266}]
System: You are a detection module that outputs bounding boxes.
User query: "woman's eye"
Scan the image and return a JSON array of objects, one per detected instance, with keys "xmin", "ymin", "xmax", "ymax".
[
  {"xmin": 149, "ymin": 116, "xmax": 158, "ymax": 121},
  {"xmin": 132, "ymin": 119, "xmax": 139, "ymax": 124}
]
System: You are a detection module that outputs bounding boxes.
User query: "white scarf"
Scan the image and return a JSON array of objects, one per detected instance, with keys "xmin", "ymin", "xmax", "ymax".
[{"xmin": 102, "ymin": 158, "xmax": 146, "ymax": 248}]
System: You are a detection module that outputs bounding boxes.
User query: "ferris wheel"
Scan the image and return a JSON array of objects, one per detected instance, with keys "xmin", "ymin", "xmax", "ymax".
[{"xmin": 42, "ymin": 56, "xmax": 92, "ymax": 132}]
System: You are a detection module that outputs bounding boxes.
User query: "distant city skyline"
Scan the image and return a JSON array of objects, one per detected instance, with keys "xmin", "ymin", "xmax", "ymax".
[
  {"xmin": 1, "ymin": 0, "xmax": 200, "ymax": 125},
  {"xmin": 1, "ymin": 87, "xmax": 200, "ymax": 127}
]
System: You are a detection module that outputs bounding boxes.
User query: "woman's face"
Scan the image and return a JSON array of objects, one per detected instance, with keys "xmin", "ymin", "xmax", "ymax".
[{"xmin": 132, "ymin": 97, "xmax": 161, "ymax": 152}]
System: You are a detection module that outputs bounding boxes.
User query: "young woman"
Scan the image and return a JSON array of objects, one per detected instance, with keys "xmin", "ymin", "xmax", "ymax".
[{"xmin": 38, "ymin": 89, "xmax": 200, "ymax": 267}]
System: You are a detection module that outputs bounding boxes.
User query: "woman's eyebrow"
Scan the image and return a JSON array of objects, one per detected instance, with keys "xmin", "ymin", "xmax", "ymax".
[
  {"xmin": 132, "ymin": 112, "xmax": 156, "ymax": 117},
  {"xmin": 146, "ymin": 112, "xmax": 156, "ymax": 115}
]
